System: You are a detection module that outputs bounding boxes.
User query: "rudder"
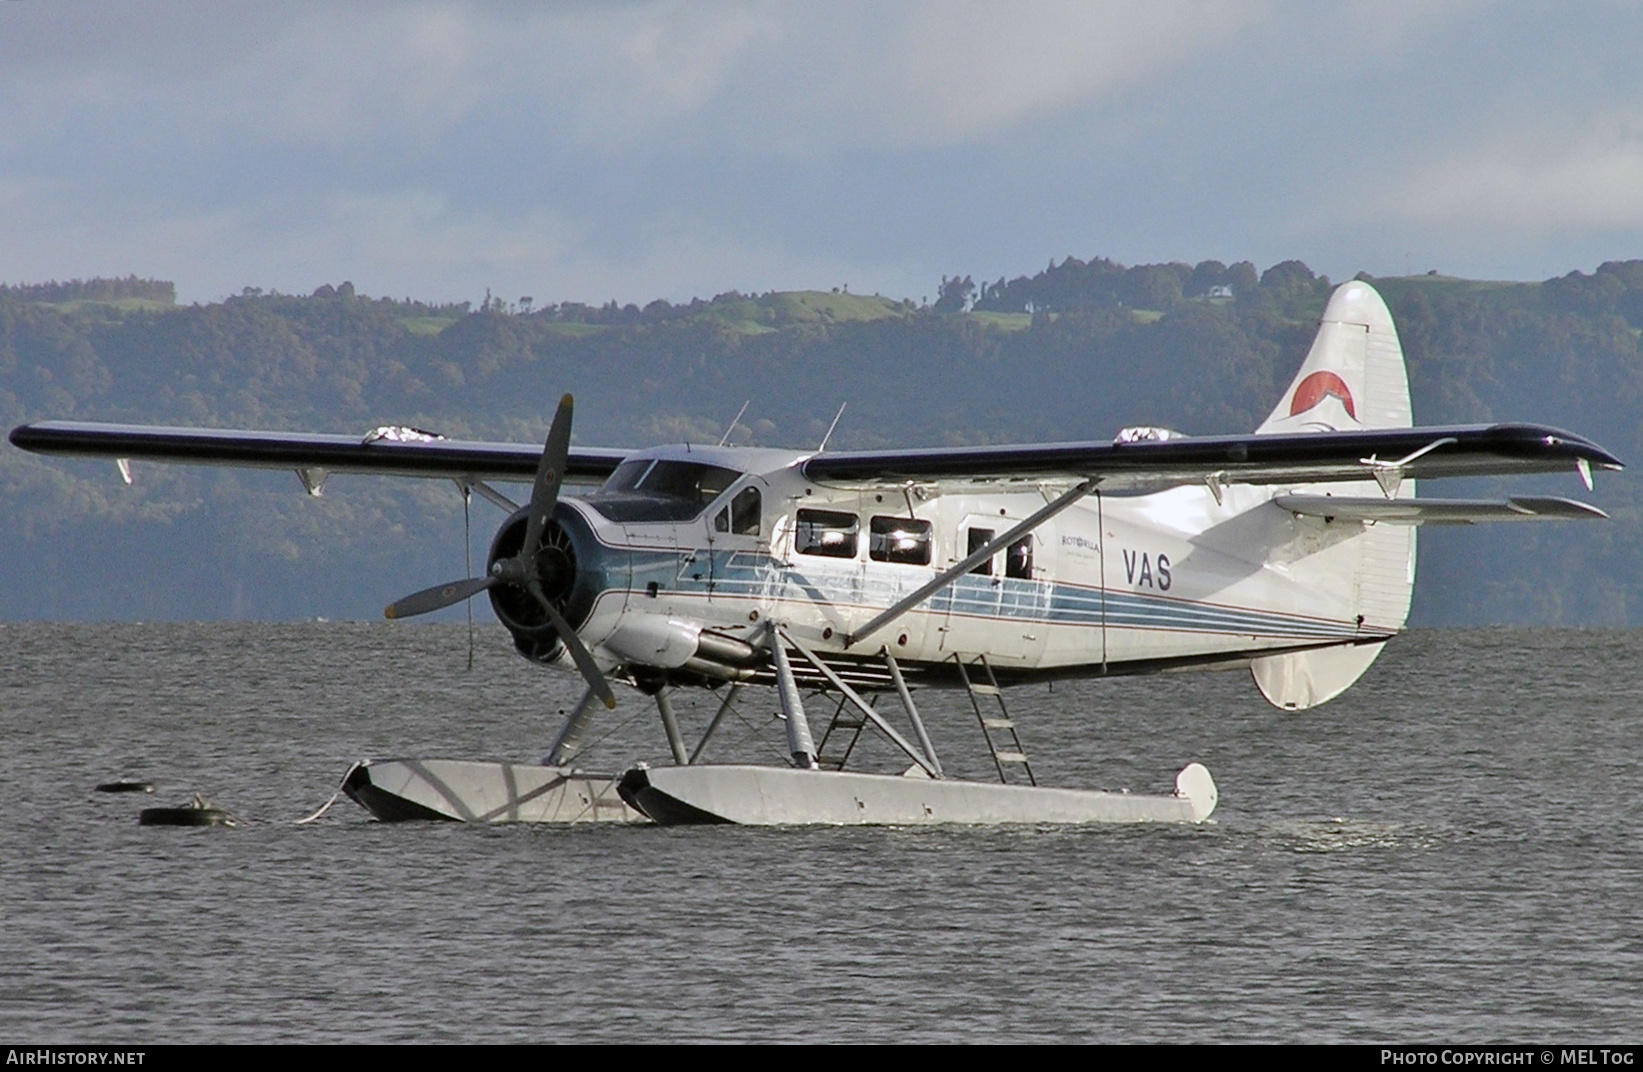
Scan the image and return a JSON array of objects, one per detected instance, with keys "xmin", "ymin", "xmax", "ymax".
[{"xmin": 1250, "ymin": 280, "xmax": 1415, "ymax": 709}]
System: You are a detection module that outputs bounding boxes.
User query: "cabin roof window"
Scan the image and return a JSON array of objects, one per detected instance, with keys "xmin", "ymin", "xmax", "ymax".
[
  {"xmin": 586, "ymin": 459, "xmax": 744, "ymax": 523},
  {"xmin": 796, "ymin": 508, "xmax": 858, "ymax": 558},
  {"xmin": 869, "ymin": 516, "xmax": 932, "ymax": 566}
]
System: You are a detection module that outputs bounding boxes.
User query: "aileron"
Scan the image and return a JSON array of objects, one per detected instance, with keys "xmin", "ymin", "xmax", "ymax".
[{"xmin": 1274, "ymin": 494, "xmax": 1609, "ymax": 524}]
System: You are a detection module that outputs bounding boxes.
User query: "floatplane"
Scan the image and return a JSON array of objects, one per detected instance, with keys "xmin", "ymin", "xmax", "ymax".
[{"xmin": 9, "ymin": 281, "xmax": 1622, "ymax": 826}]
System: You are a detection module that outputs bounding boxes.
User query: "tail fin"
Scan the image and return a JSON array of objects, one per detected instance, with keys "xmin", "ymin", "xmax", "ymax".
[
  {"xmin": 1250, "ymin": 280, "xmax": 1415, "ymax": 710},
  {"xmin": 1258, "ymin": 280, "xmax": 1412, "ymax": 434}
]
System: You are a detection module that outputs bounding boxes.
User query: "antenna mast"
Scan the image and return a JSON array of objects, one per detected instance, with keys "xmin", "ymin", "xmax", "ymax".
[
  {"xmin": 818, "ymin": 402, "xmax": 847, "ymax": 452},
  {"xmin": 718, "ymin": 400, "xmax": 751, "ymax": 447}
]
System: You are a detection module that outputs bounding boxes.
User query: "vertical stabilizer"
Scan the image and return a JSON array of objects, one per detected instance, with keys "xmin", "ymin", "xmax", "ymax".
[
  {"xmin": 1258, "ymin": 280, "xmax": 1412, "ymax": 434},
  {"xmin": 1251, "ymin": 281, "xmax": 1415, "ymax": 709}
]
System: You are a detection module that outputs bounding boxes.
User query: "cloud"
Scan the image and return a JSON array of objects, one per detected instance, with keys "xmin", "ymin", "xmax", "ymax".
[
  {"xmin": 1381, "ymin": 114, "xmax": 1643, "ymax": 235},
  {"xmin": 5, "ymin": 0, "xmax": 1643, "ymax": 305},
  {"xmin": 702, "ymin": 1, "xmax": 1271, "ymax": 152},
  {"xmin": 0, "ymin": 2, "xmax": 1271, "ymax": 157},
  {"xmin": 0, "ymin": 166, "xmax": 879, "ymax": 306},
  {"xmin": 0, "ymin": 1, "xmax": 1288, "ymax": 301}
]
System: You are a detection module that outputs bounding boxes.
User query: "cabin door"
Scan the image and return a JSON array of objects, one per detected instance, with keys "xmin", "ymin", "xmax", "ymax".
[
  {"xmin": 942, "ymin": 514, "xmax": 1051, "ymax": 666},
  {"xmin": 703, "ymin": 477, "xmax": 770, "ymax": 610}
]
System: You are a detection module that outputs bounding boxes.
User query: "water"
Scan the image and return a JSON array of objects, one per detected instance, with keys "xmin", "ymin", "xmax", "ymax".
[{"xmin": 2, "ymin": 623, "xmax": 1639, "ymax": 1043}]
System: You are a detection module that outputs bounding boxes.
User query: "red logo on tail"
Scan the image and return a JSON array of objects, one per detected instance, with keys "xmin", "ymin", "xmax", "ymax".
[{"xmin": 1290, "ymin": 371, "xmax": 1356, "ymax": 419}]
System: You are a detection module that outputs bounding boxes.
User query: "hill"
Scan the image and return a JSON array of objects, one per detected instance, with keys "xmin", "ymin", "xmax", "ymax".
[{"xmin": 2, "ymin": 259, "xmax": 1638, "ymax": 624}]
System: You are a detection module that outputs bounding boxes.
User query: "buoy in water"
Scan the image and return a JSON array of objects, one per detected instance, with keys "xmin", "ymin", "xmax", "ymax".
[
  {"xmin": 96, "ymin": 780, "xmax": 155, "ymax": 794},
  {"xmin": 139, "ymin": 794, "xmax": 235, "ymax": 827}
]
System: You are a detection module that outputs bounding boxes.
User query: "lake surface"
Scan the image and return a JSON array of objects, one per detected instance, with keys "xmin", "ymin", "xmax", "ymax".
[{"xmin": 2, "ymin": 623, "xmax": 1639, "ymax": 1043}]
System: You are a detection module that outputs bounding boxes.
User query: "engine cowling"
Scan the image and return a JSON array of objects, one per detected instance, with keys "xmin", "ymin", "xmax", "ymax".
[
  {"xmin": 486, "ymin": 501, "xmax": 605, "ymax": 663},
  {"xmin": 485, "ymin": 499, "xmax": 765, "ymax": 686}
]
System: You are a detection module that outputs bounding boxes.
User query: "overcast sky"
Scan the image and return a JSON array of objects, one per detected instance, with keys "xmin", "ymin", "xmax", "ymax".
[{"xmin": 5, "ymin": 1, "xmax": 1643, "ymax": 306}]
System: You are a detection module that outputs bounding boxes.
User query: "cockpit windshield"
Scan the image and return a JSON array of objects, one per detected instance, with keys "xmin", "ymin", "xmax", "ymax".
[{"xmin": 584, "ymin": 459, "xmax": 744, "ymax": 523}]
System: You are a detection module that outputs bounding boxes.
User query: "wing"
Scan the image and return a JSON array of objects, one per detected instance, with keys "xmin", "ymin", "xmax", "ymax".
[
  {"xmin": 801, "ymin": 423, "xmax": 1622, "ymax": 491},
  {"xmin": 8, "ymin": 420, "xmax": 630, "ymax": 485}
]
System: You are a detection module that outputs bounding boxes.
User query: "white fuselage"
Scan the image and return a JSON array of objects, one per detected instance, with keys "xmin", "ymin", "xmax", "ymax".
[{"xmin": 552, "ymin": 443, "xmax": 1395, "ymax": 683}]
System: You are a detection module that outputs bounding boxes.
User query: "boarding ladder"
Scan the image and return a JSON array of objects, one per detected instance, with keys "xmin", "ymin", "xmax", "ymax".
[
  {"xmin": 954, "ymin": 654, "xmax": 1036, "ymax": 786},
  {"xmin": 815, "ymin": 693, "xmax": 872, "ymax": 772}
]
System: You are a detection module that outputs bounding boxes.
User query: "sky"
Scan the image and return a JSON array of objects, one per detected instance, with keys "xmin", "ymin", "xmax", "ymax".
[{"xmin": 5, "ymin": 1, "xmax": 1643, "ymax": 306}]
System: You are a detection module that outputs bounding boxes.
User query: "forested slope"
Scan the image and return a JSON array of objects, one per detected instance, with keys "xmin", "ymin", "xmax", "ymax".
[{"xmin": 3, "ymin": 259, "xmax": 1638, "ymax": 624}]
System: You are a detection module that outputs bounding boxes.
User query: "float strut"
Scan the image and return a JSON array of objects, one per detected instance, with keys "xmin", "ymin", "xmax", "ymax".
[
  {"xmin": 884, "ymin": 649, "xmax": 942, "ymax": 778},
  {"xmin": 542, "ymin": 685, "xmax": 602, "ymax": 766},
  {"xmin": 690, "ymin": 685, "xmax": 743, "ymax": 764},
  {"xmin": 656, "ymin": 690, "xmax": 690, "ymax": 766},
  {"xmin": 781, "ymin": 628, "xmax": 939, "ymax": 778},
  {"xmin": 767, "ymin": 625, "xmax": 818, "ymax": 769}
]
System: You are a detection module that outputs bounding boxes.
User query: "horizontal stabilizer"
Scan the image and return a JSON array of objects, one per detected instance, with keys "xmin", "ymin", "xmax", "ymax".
[{"xmin": 1274, "ymin": 494, "xmax": 1608, "ymax": 524}]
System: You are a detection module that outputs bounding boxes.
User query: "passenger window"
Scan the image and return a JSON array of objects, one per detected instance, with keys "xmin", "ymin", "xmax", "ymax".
[
  {"xmin": 714, "ymin": 506, "xmax": 730, "ymax": 533},
  {"xmin": 1006, "ymin": 535, "xmax": 1034, "ymax": 579},
  {"xmin": 796, "ymin": 509, "xmax": 859, "ymax": 558},
  {"xmin": 731, "ymin": 486, "xmax": 761, "ymax": 536},
  {"xmin": 869, "ymin": 516, "xmax": 932, "ymax": 565},
  {"xmin": 968, "ymin": 528, "xmax": 994, "ymax": 575}
]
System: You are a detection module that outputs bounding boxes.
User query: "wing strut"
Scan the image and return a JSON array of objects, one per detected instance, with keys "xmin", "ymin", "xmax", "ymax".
[
  {"xmin": 845, "ymin": 480, "xmax": 1095, "ymax": 649},
  {"xmin": 1360, "ymin": 436, "xmax": 1457, "ymax": 498}
]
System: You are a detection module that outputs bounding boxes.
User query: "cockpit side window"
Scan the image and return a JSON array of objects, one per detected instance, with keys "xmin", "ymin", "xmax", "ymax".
[
  {"xmin": 730, "ymin": 486, "xmax": 761, "ymax": 536},
  {"xmin": 714, "ymin": 485, "xmax": 761, "ymax": 535},
  {"xmin": 796, "ymin": 509, "xmax": 858, "ymax": 558},
  {"xmin": 869, "ymin": 516, "xmax": 932, "ymax": 565}
]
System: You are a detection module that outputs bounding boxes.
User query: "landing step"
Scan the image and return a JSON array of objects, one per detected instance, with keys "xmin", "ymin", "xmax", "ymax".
[
  {"xmin": 618, "ymin": 763, "xmax": 1218, "ymax": 826},
  {"xmin": 993, "ymin": 751, "xmax": 1030, "ymax": 763}
]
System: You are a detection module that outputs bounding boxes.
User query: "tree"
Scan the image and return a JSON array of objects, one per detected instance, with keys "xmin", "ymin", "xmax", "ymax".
[{"xmin": 933, "ymin": 275, "xmax": 975, "ymax": 314}]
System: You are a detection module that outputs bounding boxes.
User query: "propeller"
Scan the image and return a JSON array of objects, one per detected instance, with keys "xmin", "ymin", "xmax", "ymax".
[
  {"xmin": 383, "ymin": 575, "xmax": 495, "ymax": 619},
  {"xmin": 383, "ymin": 394, "xmax": 616, "ymax": 708}
]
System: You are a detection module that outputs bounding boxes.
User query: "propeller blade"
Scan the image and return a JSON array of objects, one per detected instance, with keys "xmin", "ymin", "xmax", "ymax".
[
  {"xmin": 521, "ymin": 393, "xmax": 574, "ymax": 562},
  {"xmin": 531, "ymin": 583, "xmax": 617, "ymax": 709},
  {"xmin": 384, "ymin": 575, "xmax": 496, "ymax": 620}
]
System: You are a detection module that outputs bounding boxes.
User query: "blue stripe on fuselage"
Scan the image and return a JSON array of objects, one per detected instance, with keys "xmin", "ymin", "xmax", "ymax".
[{"xmin": 613, "ymin": 546, "xmax": 1363, "ymax": 642}]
